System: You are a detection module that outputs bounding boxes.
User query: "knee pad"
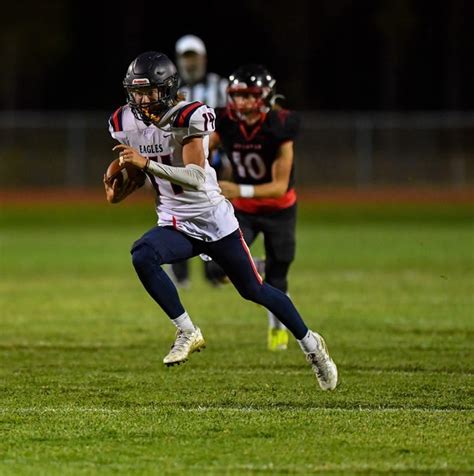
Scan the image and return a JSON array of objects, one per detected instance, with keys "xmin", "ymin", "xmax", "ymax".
[{"xmin": 131, "ymin": 242, "xmax": 160, "ymax": 271}]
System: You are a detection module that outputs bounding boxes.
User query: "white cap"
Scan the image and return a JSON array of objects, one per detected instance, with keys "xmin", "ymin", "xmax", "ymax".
[{"xmin": 175, "ymin": 35, "xmax": 207, "ymax": 56}]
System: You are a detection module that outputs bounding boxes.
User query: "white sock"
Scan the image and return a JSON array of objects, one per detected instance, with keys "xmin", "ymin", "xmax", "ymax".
[
  {"xmin": 171, "ymin": 312, "xmax": 195, "ymax": 333},
  {"xmin": 267, "ymin": 310, "xmax": 287, "ymax": 330},
  {"xmin": 297, "ymin": 330, "xmax": 317, "ymax": 354}
]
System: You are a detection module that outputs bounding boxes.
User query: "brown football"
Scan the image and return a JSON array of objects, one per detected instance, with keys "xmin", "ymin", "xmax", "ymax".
[{"xmin": 105, "ymin": 158, "xmax": 147, "ymax": 188}]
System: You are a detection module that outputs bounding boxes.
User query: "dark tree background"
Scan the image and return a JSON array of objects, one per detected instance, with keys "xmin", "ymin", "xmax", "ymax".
[{"xmin": 1, "ymin": 0, "xmax": 473, "ymax": 111}]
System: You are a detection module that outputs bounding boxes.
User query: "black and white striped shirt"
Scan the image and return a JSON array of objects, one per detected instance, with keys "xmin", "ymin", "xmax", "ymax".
[{"xmin": 178, "ymin": 72, "xmax": 228, "ymax": 109}]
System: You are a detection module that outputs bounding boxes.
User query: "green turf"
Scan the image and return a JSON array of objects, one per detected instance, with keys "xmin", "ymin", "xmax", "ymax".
[{"xmin": 1, "ymin": 201, "xmax": 473, "ymax": 475}]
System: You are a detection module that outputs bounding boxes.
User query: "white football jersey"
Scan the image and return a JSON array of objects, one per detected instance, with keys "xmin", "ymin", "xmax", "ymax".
[{"xmin": 108, "ymin": 101, "xmax": 239, "ymax": 241}]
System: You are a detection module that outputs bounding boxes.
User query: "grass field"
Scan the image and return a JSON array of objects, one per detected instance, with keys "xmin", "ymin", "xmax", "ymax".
[{"xmin": 1, "ymin": 198, "xmax": 473, "ymax": 474}]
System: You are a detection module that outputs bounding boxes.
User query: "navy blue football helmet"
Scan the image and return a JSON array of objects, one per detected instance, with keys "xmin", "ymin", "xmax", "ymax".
[{"xmin": 123, "ymin": 51, "xmax": 179, "ymax": 125}]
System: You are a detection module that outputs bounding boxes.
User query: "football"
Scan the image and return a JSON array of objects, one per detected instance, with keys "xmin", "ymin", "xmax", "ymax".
[{"xmin": 105, "ymin": 158, "xmax": 147, "ymax": 188}]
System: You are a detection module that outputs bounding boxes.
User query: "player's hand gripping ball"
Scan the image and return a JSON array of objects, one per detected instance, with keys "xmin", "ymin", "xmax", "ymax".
[{"xmin": 105, "ymin": 158, "xmax": 146, "ymax": 189}]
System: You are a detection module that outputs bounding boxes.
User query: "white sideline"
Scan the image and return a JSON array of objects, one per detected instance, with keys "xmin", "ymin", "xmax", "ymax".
[{"xmin": 0, "ymin": 406, "xmax": 469, "ymax": 414}]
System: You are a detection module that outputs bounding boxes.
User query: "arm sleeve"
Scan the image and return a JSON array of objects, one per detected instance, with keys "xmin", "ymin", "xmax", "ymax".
[{"xmin": 146, "ymin": 161, "xmax": 206, "ymax": 191}]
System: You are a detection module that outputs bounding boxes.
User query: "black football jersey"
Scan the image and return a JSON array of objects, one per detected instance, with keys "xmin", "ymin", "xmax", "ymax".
[{"xmin": 215, "ymin": 108, "xmax": 301, "ymax": 189}]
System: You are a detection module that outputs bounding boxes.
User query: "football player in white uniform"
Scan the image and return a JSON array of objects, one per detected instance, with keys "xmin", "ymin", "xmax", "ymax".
[
  {"xmin": 104, "ymin": 51, "xmax": 338, "ymax": 391},
  {"xmin": 172, "ymin": 34, "xmax": 229, "ymax": 287}
]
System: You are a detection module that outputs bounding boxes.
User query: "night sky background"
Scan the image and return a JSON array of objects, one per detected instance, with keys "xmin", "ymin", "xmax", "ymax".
[{"xmin": 2, "ymin": 0, "xmax": 473, "ymax": 112}]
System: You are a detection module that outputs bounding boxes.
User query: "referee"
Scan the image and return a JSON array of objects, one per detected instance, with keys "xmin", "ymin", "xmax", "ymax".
[
  {"xmin": 175, "ymin": 34, "xmax": 228, "ymax": 108},
  {"xmin": 171, "ymin": 35, "xmax": 229, "ymax": 287}
]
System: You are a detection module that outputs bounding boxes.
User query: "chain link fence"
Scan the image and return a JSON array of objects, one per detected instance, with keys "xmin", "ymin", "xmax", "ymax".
[{"xmin": 1, "ymin": 111, "xmax": 473, "ymax": 188}]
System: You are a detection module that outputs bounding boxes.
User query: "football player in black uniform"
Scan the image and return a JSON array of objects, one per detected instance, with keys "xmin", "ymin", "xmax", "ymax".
[{"xmin": 209, "ymin": 64, "xmax": 301, "ymax": 351}]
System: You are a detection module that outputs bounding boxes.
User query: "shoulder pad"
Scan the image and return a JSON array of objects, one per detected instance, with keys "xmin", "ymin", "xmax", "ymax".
[
  {"xmin": 173, "ymin": 101, "xmax": 203, "ymax": 128},
  {"xmin": 108, "ymin": 105, "xmax": 139, "ymax": 132},
  {"xmin": 273, "ymin": 109, "xmax": 301, "ymax": 141},
  {"xmin": 108, "ymin": 105, "xmax": 136, "ymax": 142},
  {"xmin": 173, "ymin": 102, "xmax": 216, "ymax": 137},
  {"xmin": 108, "ymin": 107, "xmax": 124, "ymax": 133}
]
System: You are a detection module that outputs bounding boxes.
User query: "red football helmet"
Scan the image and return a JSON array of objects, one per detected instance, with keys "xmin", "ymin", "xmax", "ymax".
[{"xmin": 226, "ymin": 64, "xmax": 276, "ymax": 121}]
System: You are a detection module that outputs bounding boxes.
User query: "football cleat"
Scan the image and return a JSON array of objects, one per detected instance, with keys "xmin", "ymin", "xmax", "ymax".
[
  {"xmin": 163, "ymin": 327, "xmax": 206, "ymax": 366},
  {"xmin": 306, "ymin": 332, "xmax": 338, "ymax": 390},
  {"xmin": 267, "ymin": 327, "xmax": 289, "ymax": 351}
]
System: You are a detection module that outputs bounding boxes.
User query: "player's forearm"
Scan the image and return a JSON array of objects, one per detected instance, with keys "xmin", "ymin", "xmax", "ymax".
[
  {"xmin": 249, "ymin": 181, "xmax": 288, "ymax": 198},
  {"xmin": 219, "ymin": 180, "xmax": 288, "ymax": 199},
  {"xmin": 145, "ymin": 160, "xmax": 206, "ymax": 190}
]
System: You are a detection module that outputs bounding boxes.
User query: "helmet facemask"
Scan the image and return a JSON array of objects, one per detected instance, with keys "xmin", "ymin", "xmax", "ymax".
[
  {"xmin": 125, "ymin": 75, "xmax": 179, "ymax": 126},
  {"xmin": 227, "ymin": 86, "xmax": 272, "ymax": 122},
  {"xmin": 226, "ymin": 65, "xmax": 276, "ymax": 123},
  {"xmin": 123, "ymin": 51, "xmax": 180, "ymax": 126}
]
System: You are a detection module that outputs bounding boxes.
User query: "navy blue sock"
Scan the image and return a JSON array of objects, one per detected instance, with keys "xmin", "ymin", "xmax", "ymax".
[
  {"xmin": 251, "ymin": 283, "xmax": 308, "ymax": 339},
  {"xmin": 208, "ymin": 229, "xmax": 309, "ymax": 340}
]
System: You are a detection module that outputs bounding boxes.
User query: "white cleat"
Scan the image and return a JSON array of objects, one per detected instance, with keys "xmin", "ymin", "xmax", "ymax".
[
  {"xmin": 163, "ymin": 327, "xmax": 206, "ymax": 366},
  {"xmin": 306, "ymin": 331, "xmax": 338, "ymax": 390}
]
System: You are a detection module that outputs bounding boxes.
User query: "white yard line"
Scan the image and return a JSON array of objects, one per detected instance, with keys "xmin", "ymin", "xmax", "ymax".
[{"xmin": 0, "ymin": 406, "xmax": 470, "ymax": 414}]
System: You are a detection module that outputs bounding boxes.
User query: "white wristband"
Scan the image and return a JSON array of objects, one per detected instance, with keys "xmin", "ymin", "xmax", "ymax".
[{"xmin": 239, "ymin": 184, "xmax": 255, "ymax": 198}]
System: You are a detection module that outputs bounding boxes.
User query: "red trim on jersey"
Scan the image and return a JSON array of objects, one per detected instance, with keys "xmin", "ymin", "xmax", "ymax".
[
  {"xmin": 238, "ymin": 112, "xmax": 267, "ymax": 142},
  {"xmin": 111, "ymin": 107, "xmax": 122, "ymax": 132},
  {"xmin": 233, "ymin": 188, "xmax": 297, "ymax": 214},
  {"xmin": 172, "ymin": 216, "xmax": 177, "ymax": 229},
  {"xmin": 239, "ymin": 122, "xmax": 261, "ymax": 141},
  {"xmin": 176, "ymin": 102, "xmax": 202, "ymax": 127},
  {"xmin": 239, "ymin": 229, "xmax": 263, "ymax": 284}
]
